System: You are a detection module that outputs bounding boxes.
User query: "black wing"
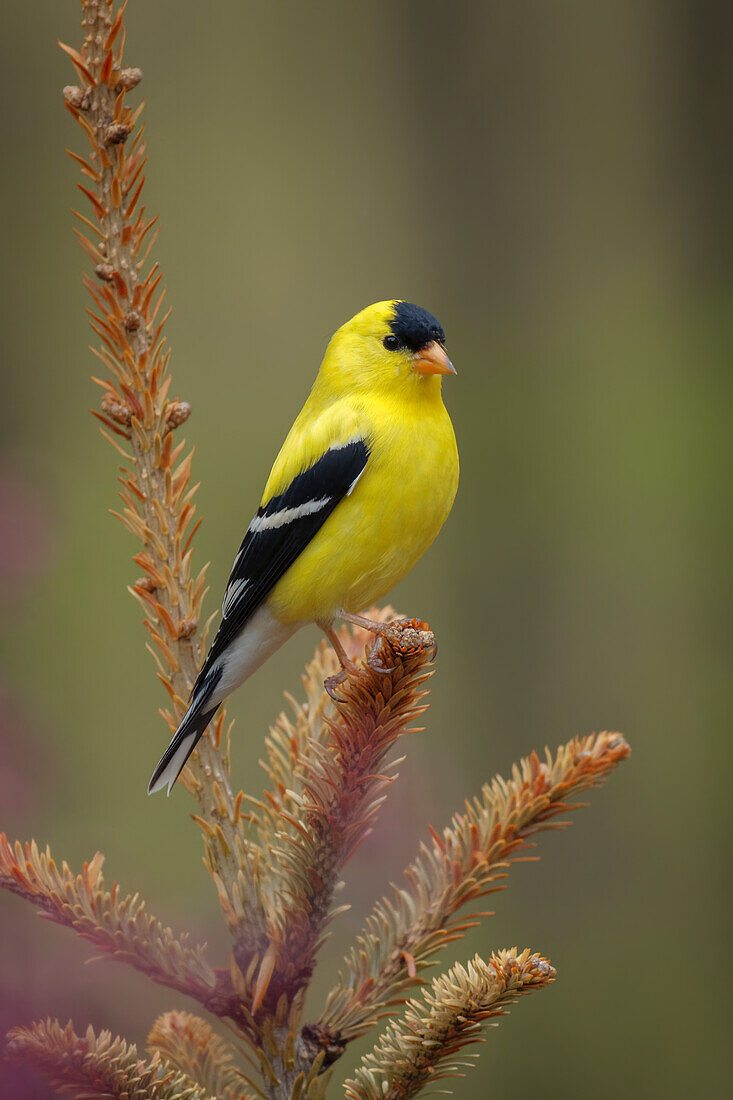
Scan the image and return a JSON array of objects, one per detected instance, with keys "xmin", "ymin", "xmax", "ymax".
[{"xmin": 193, "ymin": 438, "xmax": 369, "ymax": 692}]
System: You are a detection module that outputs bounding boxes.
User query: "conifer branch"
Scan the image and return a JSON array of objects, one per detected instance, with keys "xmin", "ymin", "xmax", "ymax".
[
  {"xmin": 1, "ymin": 5, "xmax": 632, "ymax": 1098},
  {"xmin": 237, "ymin": 612, "xmax": 394, "ymax": 988},
  {"xmin": 243, "ymin": 619, "xmax": 434, "ymax": 1016},
  {"xmin": 0, "ymin": 835, "xmax": 219, "ymax": 1009},
  {"xmin": 254, "ymin": 1020, "xmax": 333, "ymax": 1100},
  {"xmin": 6, "ymin": 1019, "xmax": 212, "ymax": 1100},
  {"xmin": 317, "ymin": 731, "xmax": 629, "ymax": 1042},
  {"xmin": 148, "ymin": 1012, "xmax": 258, "ymax": 1100},
  {"xmin": 343, "ymin": 950, "xmax": 555, "ymax": 1100},
  {"xmin": 253, "ymin": 610, "xmax": 397, "ymax": 880},
  {"xmin": 61, "ymin": 0, "xmax": 268, "ymax": 953}
]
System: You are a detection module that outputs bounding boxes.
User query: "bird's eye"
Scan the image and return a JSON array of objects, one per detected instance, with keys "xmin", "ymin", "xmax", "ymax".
[
  {"xmin": 431, "ymin": 326, "xmax": 444, "ymax": 343},
  {"xmin": 383, "ymin": 334, "xmax": 400, "ymax": 351}
]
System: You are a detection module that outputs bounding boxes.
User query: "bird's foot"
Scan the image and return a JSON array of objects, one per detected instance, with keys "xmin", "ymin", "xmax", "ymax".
[
  {"xmin": 367, "ymin": 650, "xmax": 393, "ymax": 674},
  {"xmin": 324, "ymin": 667, "xmax": 348, "ymax": 700},
  {"xmin": 321, "ymin": 614, "xmax": 435, "ymax": 696}
]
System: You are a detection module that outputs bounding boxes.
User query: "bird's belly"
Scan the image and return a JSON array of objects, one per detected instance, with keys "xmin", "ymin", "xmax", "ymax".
[{"xmin": 267, "ymin": 424, "xmax": 458, "ymax": 623}]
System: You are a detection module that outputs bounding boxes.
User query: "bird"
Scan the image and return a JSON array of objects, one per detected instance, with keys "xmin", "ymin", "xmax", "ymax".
[{"xmin": 148, "ymin": 300, "xmax": 459, "ymax": 795}]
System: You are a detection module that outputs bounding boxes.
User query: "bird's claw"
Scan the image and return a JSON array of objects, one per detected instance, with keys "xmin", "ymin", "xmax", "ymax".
[
  {"xmin": 367, "ymin": 649, "xmax": 393, "ymax": 675},
  {"xmin": 324, "ymin": 668, "xmax": 348, "ymax": 700}
]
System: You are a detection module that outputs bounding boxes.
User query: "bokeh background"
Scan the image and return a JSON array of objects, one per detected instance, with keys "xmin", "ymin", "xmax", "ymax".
[{"xmin": 1, "ymin": 1, "xmax": 730, "ymax": 1097}]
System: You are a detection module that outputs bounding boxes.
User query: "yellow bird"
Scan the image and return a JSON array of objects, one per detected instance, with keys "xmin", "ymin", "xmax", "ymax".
[{"xmin": 149, "ymin": 300, "xmax": 459, "ymax": 794}]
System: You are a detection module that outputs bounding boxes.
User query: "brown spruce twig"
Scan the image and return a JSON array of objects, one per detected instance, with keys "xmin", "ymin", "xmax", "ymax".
[
  {"xmin": 148, "ymin": 1012, "xmax": 257, "ymax": 1100},
  {"xmin": 0, "ymin": 837, "xmax": 219, "ymax": 1011},
  {"xmin": 0, "ymin": 3, "xmax": 631, "ymax": 1098},
  {"xmin": 316, "ymin": 730, "xmax": 630, "ymax": 1044},
  {"xmin": 6, "ymin": 1020, "xmax": 212, "ymax": 1100},
  {"xmin": 343, "ymin": 951, "xmax": 556, "ymax": 1100},
  {"xmin": 246, "ymin": 619, "xmax": 435, "ymax": 1017},
  {"xmin": 61, "ymin": 0, "xmax": 268, "ymax": 957},
  {"xmin": 250, "ymin": 609, "xmax": 398, "ymax": 910}
]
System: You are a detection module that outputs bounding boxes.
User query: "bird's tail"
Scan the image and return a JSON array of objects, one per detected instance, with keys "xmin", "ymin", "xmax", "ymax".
[{"xmin": 148, "ymin": 697, "xmax": 219, "ymax": 795}]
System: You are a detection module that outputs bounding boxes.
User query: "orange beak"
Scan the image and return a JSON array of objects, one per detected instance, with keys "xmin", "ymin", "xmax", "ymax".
[{"xmin": 413, "ymin": 341, "xmax": 457, "ymax": 376}]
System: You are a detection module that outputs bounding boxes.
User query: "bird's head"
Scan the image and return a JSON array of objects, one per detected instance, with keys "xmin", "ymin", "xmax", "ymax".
[{"xmin": 318, "ymin": 300, "xmax": 456, "ymax": 398}]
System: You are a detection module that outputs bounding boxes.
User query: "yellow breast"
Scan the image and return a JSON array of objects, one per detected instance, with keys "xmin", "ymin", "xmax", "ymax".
[{"xmin": 267, "ymin": 386, "xmax": 459, "ymax": 624}]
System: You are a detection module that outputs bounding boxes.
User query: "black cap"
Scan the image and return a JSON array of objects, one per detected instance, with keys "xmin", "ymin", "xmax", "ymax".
[{"xmin": 389, "ymin": 302, "xmax": 446, "ymax": 351}]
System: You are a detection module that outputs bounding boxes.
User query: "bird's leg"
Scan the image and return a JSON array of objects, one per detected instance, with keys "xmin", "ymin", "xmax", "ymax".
[
  {"xmin": 318, "ymin": 620, "xmax": 357, "ymax": 672},
  {"xmin": 337, "ymin": 610, "xmax": 394, "ymax": 674},
  {"xmin": 318, "ymin": 620, "xmax": 358, "ymax": 698},
  {"xmin": 337, "ymin": 610, "xmax": 388, "ymax": 635}
]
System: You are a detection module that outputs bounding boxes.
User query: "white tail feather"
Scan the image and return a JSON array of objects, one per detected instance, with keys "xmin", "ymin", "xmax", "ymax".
[
  {"xmin": 147, "ymin": 606, "xmax": 299, "ymax": 795},
  {"xmin": 148, "ymin": 728, "xmax": 200, "ymax": 795}
]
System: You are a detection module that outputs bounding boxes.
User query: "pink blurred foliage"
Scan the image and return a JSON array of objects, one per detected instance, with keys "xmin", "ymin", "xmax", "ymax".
[
  {"xmin": 0, "ymin": 936, "xmax": 146, "ymax": 1100},
  {"xmin": 1, "ymin": 988, "xmax": 50, "ymax": 1100},
  {"xmin": 0, "ymin": 461, "xmax": 60, "ymax": 1097},
  {"xmin": 0, "ymin": 466, "xmax": 57, "ymax": 601},
  {"xmin": 0, "ymin": 463, "xmax": 57, "ymax": 814},
  {"xmin": 0, "ymin": 682, "xmax": 48, "ymax": 814},
  {"xmin": 1, "ymin": 926, "xmax": 90, "ymax": 1100}
]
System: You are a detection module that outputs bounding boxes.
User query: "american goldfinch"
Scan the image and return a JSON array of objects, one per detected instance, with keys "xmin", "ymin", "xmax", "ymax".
[{"xmin": 149, "ymin": 300, "xmax": 458, "ymax": 794}]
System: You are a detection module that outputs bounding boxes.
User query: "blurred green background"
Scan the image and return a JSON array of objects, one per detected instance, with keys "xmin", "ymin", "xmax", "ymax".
[{"xmin": 1, "ymin": 1, "xmax": 730, "ymax": 1097}]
